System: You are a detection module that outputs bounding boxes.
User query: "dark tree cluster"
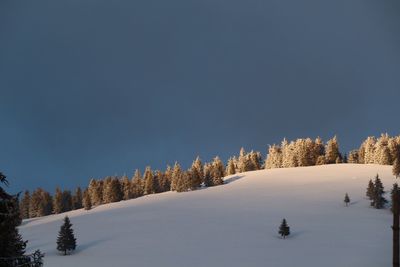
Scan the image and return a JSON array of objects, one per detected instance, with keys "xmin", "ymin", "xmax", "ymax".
[
  {"xmin": 0, "ymin": 172, "xmax": 43, "ymax": 267},
  {"xmin": 366, "ymin": 174, "xmax": 388, "ymax": 209}
]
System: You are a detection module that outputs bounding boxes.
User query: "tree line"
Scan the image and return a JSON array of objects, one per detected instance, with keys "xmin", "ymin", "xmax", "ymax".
[{"xmin": 19, "ymin": 133, "xmax": 400, "ymax": 219}]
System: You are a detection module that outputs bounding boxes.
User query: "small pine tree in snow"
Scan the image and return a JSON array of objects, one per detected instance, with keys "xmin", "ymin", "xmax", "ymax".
[
  {"xmin": 203, "ymin": 163, "xmax": 213, "ymax": 187},
  {"xmin": 366, "ymin": 179, "xmax": 374, "ymax": 200},
  {"xmin": 211, "ymin": 156, "xmax": 225, "ymax": 186},
  {"xmin": 344, "ymin": 193, "xmax": 350, "ymax": 206},
  {"xmin": 372, "ymin": 174, "xmax": 387, "ymax": 209},
  {"xmin": 72, "ymin": 187, "xmax": 82, "ymax": 210},
  {"xmin": 131, "ymin": 169, "xmax": 144, "ymax": 198},
  {"xmin": 189, "ymin": 157, "xmax": 203, "ymax": 190},
  {"xmin": 56, "ymin": 216, "xmax": 77, "ymax": 255},
  {"xmin": 278, "ymin": 219, "xmax": 290, "ymax": 239},
  {"xmin": 325, "ymin": 136, "xmax": 340, "ymax": 164}
]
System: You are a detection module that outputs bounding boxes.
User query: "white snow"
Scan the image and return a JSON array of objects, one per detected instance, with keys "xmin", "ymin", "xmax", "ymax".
[{"xmin": 20, "ymin": 164, "xmax": 395, "ymax": 267}]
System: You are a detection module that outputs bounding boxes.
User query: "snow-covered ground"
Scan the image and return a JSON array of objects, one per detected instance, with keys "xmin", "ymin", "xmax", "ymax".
[{"xmin": 20, "ymin": 164, "xmax": 395, "ymax": 267}]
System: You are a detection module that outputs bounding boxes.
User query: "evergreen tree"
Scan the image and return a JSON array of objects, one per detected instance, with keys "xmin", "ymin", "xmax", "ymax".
[
  {"xmin": 0, "ymin": 172, "xmax": 44, "ymax": 266},
  {"xmin": 56, "ymin": 216, "xmax": 77, "ymax": 255},
  {"xmin": 171, "ymin": 162, "xmax": 182, "ymax": 191},
  {"xmin": 72, "ymin": 187, "xmax": 83, "ymax": 210},
  {"xmin": 61, "ymin": 190, "xmax": 72, "ymax": 212},
  {"xmin": 157, "ymin": 168, "xmax": 170, "ymax": 193},
  {"xmin": 372, "ymin": 174, "xmax": 387, "ymax": 209},
  {"xmin": 344, "ymin": 193, "xmax": 350, "ymax": 207},
  {"xmin": 88, "ymin": 179, "xmax": 103, "ymax": 206},
  {"xmin": 120, "ymin": 175, "xmax": 132, "ymax": 200},
  {"xmin": 103, "ymin": 177, "xmax": 122, "ymax": 203},
  {"xmin": 211, "ymin": 156, "xmax": 225, "ymax": 186},
  {"xmin": 203, "ymin": 163, "xmax": 213, "ymax": 187},
  {"xmin": 348, "ymin": 150, "xmax": 359, "ymax": 163},
  {"xmin": 325, "ymin": 136, "xmax": 340, "ymax": 164},
  {"xmin": 53, "ymin": 187, "xmax": 63, "ymax": 214},
  {"xmin": 189, "ymin": 157, "xmax": 203, "ymax": 190},
  {"xmin": 393, "ymin": 157, "xmax": 400, "ymax": 179},
  {"xmin": 316, "ymin": 155, "xmax": 326, "ymax": 165},
  {"xmin": 19, "ymin": 190, "xmax": 30, "ymax": 219},
  {"xmin": 366, "ymin": 179, "xmax": 375, "ymax": 200},
  {"xmin": 144, "ymin": 166, "xmax": 155, "ymax": 194},
  {"xmin": 278, "ymin": 219, "xmax": 290, "ymax": 239},
  {"xmin": 153, "ymin": 170, "xmax": 162, "ymax": 193},
  {"xmin": 82, "ymin": 189, "xmax": 91, "ymax": 210},
  {"xmin": 0, "ymin": 172, "xmax": 27, "ymax": 259},
  {"xmin": 226, "ymin": 157, "xmax": 236, "ymax": 175},
  {"xmin": 131, "ymin": 170, "xmax": 144, "ymax": 198}
]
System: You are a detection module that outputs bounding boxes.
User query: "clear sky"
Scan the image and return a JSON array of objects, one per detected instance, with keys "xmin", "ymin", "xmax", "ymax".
[{"xmin": 1, "ymin": 0, "xmax": 399, "ymax": 193}]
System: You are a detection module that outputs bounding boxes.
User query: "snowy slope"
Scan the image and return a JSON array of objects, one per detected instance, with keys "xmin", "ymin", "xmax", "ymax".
[{"xmin": 20, "ymin": 164, "xmax": 395, "ymax": 267}]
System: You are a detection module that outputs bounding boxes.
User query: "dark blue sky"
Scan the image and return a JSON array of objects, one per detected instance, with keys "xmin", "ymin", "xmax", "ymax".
[{"xmin": 1, "ymin": 0, "xmax": 399, "ymax": 193}]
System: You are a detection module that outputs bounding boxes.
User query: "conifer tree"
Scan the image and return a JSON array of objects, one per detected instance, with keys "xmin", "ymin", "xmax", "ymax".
[
  {"xmin": 278, "ymin": 219, "xmax": 290, "ymax": 239},
  {"xmin": 189, "ymin": 157, "xmax": 203, "ymax": 190},
  {"xmin": 72, "ymin": 187, "xmax": 83, "ymax": 210},
  {"xmin": 372, "ymin": 174, "xmax": 387, "ymax": 209},
  {"xmin": 157, "ymin": 168, "xmax": 170, "ymax": 193},
  {"xmin": 103, "ymin": 177, "xmax": 122, "ymax": 203},
  {"xmin": 0, "ymin": 172, "xmax": 27, "ymax": 259},
  {"xmin": 120, "ymin": 175, "xmax": 132, "ymax": 200},
  {"xmin": 325, "ymin": 136, "xmax": 340, "ymax": 164},
  {"xmin": 171, "ymin": 162, "xmax": 182, "ymax": 191},
  {"xmin": 226, "ymin": 157, "xmax": 236, "ymax": 175},
  {"xmin": 153, "ymin": 170, "xmax": 163, "ymax": 193},
  {"xmin": 19, "ymin": 190, "xmax": 31, "ymax": 219},
  {"xmin": 61, "ymin": 190, "xmax": 72, "ymax": 212},
  {"xmin": 203, "ymin": 163, "xmax": 213, "ymax": 187},
  {"xmin": 211, "ymin": 156, "xmax": 225, "ymax": 186},
  {"xmin": 316, "ymin": 155, "xmax": 326, "ymax": 165},
  {"xmin": 344, "ymin": 193, "xmax": 350, "ymax": 207},
  {"xmin": 88, "ymin": 179, "xmax": 103, "ymax": 206},
  {"xmin": 131, "ymin": 170, "xmax": 144, "ymax": 198},
  {"xmin": 348, "ymin": 150, "xmax": 359, "ymax": 163},
  {"xmin": 82, "ymin": 189, "xmax": 91, "ymax": 210},
  {"xmin": 366, "ymin": 179, "xmax": 375, "ymax": 200},
  {"xmin": 393, "ymin": 157, "xmax": 400, "ymax": 179},
  {"xmin": 144, "ymin": 166, "xmax": 155, "ymax": 194},
  {"xmin": 56, "ymin": 216, "xmax": 77, "ymax": 255},
  {"xmin": 53, "ymin": 187, "xmax": 63, "ymax": 214}
]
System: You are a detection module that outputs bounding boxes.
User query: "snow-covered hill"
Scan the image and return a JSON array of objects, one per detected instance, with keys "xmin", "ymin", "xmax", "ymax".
[{"xmin": 20, "ymin": 164, "xmax": 395, "ymax": 267}]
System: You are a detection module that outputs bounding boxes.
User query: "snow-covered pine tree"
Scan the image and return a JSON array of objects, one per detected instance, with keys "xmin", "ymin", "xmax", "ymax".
[
  {"xmin": 278, "ymin": 219, "xmax": 290, "ymax": 239},
  {"xmin": 153, "ymin": 170, "xmax": 162, "ymax": 193},
  {"xmin": 88, "ymin": 179, "xmax": 103, "ymax": 206},
  {"xmin": 211, "ymin": 156, "xmax": 225, "ymax": 186},
  {"xmin": 362, "ymin": 136, "xmax": 377, "ymax": 164},
  {"xmin": 226, "ymin": 157, "xmax": 236, "ymax": 175},
  {"xmin": 19, "ymin": 190, "xmax": 30, "ymax": 219},
  {"xmin": 72, "ymin": 187, "xmax": 82, "ymax": 210},
  {"xmin": 53, "ymin": 187, "xmax": 63, "ymax": 214},
  {"xmin": 171, "ymin": 162, "xmax": 182, "ymax": 191},
  {"xmin": 372, "ymin": 174, "xmax": 387, "ymax": 209},
  {"xmin": 82, "ymin": 188, "xmax": 91, "ymax": 210},
  {"xmin": 265, "ymin": 145, "xmax": 283, "ymax": 169},
  {"xmin": 189, "ymin": 157, "xmax": 203, "ymax": 190},
  {"xmin": 203, "ymin": 163, "xmax": 213, "ymax": 187},
  {"xmin": 393, "ymin": 157, "xmax": 400, "ymax": 179},
  {"xmin": 131, "ymin": 169, "xmax": 144, "ymax": 198},
  {"xmin": 325, "ymin": 136, "xmax": 340, "ymax": 164},
  {"xmin": 344, "ymin": 193, "xmax": 350, "ymax": 206},
  {"xmin": 348, "ymin": 150, "xmax": 359, "ymax": 163},
  {"xmin": 120, "ymin": 175, "xmax": 132, "ymax": 200},
  {"xmin": 144, "ymin": 166, "xmax": 155, "ymax": 194},
  {"xmin": 56, "ymin": 216, "xmax": 77, "ymax": 255},
  {"xmin": 103, "ymin": 177, "xmax": 123, "ymax": 203},
  {"xmin": 157, "ymin": 168, "xmax": 170, "ymax": 193},
  {"xmin": 316, "ymin": 155, "xmax": 326, "ymax": 165}
]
